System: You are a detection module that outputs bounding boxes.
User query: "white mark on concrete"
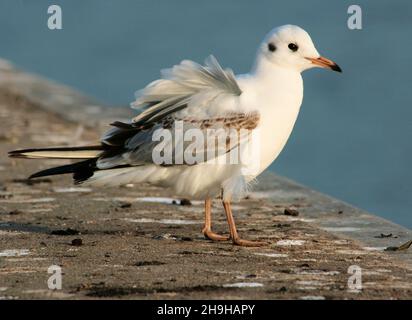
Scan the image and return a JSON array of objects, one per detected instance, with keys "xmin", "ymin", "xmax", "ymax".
[
  {"xmin": 0, "ymin": 197, "xmax": 55, "ymax": 204},
  {"xmin": 0, "ymin": 295, "xmax": 19, "ymax": 300},
  {"xmin": 296, "ymin": 280, "xmax": 323, "ymax": 286},
  {"xmin": 376, "ymin": 269, "xmax": 392, "ymax": 273},
  {"xmin": 254, "ymin": 252, "xmax": 288, "ymax": 258},
  {"xmin": 276, "ymin": 240, "xmax": 305, "ymax": 246},
  {"xmin": 332, "ymin": 239, "xmax": 350, "ymax": 245},
  {"xmin": 0, "ymin": 269, "xmax": 37, "ymax": 275},
  {"xmin": 153, "ymin": 233, "xmax": 177, "ymax": 240},
  {"xmin": 23, "ymin": 289, "xmax": 73, "ymax": 299},
  {"xmin": 250, "ymin": 190, "xmax": 307, "ymax": 200},
  {"xmin": 301, "ymin": 258, "xmax": 317, "ymax": 262},
  {"xmin": 223, "ymin": 282, "xmax": 264, "ymax": 288},
  {"xmin": 297, "ymin": 286, "xmax": 318, "ymax": 290},
  {"xmin": 135, "ymin": 197, "xmax": 181, "ymax": 204},
  {"xmin": 123, "ymin": 218, "xmax": 199, "ymax": 225},
  {"xmin": 295, "ymin": 281, "xmax": 332, "ymax": 291},
  {"xmin": 362, "ymin": 246, "xmax": 386, "ymax": 251},
  {"xmin": 303, "ymin": 233, "xmax": 316, "ymax": 237},
  {"xmin": 0, "ymin": 249, "xmax": 30, "ymax": 257},
  {"xmin": 53, "ymin": 187, "xmax": 92, "ymax": 193},
  {"xmin": 298, "ymin": 270, "xmax": 340, "ymax": 276},
  {"xmin": 26, "ymin": 209, "xmax": 53, "ymax": 213},
  {"xmin": 99, "ymin": 264, "xmax": 124, "ymax": 268},
  {"xmin": 362, "ymin": 271, "xmax": 382, "ymax": 276},
  {"xmin": 0, "ymin": 287, "xmax": 7, "ymax": 292},
  {"xmin": 134, "ymin": 197, "xmax": 203, "ymax": 206},
  {"xmin": 300, "ymin": 295, "xmax": 326, "ymax": 300},
  {"xmin": 337, "ymin": 249, "xmax": 369, "ymax": 255},
  {"xmin": 94, "ymin": 196, "xmax": 202, "ymax": 206},
  {"xmin": 323, "ymin": 227, "xmax": 361, "ymax": 232},
  {"xmin": 6, "ymin": 257, "xmax": 47, "ymax": 262},
  {"xmin": 0, "ymin": 230, "xmax": 26, "ymax": 236},
  {"xmin": 275, "ymin": 216, "xmax": 314, "ymax": 222}
]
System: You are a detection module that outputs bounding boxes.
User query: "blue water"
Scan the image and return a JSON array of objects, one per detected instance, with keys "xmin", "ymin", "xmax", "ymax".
[{"xmin": 1, "ymin": 0, "xmax": 411, "ymax": 227}]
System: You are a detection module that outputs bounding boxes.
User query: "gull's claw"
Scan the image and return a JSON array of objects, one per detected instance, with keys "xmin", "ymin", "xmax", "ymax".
[{"xmin": 202, "ymin": 228, "xmax": 230, "ymax": 241}]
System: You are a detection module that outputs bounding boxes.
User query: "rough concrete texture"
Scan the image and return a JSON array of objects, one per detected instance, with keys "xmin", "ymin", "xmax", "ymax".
[{"xmin": 0, "ymin": 72, "xmax": 412, "ymax": 299}]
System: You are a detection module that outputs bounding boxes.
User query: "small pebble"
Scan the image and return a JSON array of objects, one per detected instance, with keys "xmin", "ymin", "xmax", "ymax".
[
  {"xmin": 71, "ymin": 238, "xmax": 83, "ymax": 246},
  {"xmin": 120, "ymin": 202, "xmax": 132, "ymax": 208},
  {"xmin": 375, "ymin": 233, "xmax": 394, "ymax": 238},
  {"xmin": 284, "ymin": 208, "xmax": 299, "ymax": 216},
  {"xmin": 8, "ymin": 209, "xmax": 22, "ymax": 215},
  {"xmin": 179, "ymin": 236, "xmax": 193, "ymax": 242},
  {"xmin": 179, "ymin": 199, "xmax": 192, "ymax": 206}
]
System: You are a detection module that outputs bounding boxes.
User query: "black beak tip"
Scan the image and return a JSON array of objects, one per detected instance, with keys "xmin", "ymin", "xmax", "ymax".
[{"xmin": 331, "ymin": 63, "xmax": 342, "ymax": 73}]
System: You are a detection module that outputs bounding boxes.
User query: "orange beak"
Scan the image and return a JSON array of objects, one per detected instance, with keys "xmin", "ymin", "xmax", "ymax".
[{"xmin": 306, "ymin": 56, "xmax": 342, "ymax": 73}]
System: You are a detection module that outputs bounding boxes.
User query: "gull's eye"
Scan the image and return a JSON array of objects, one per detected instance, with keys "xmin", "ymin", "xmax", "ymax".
[
  {"xmin": 268, "ymin": 42, "xmax": 276, "ymax": 52},
  {"xmin": 288, "ymin": 43, "xmax": 298, "ymax": 52}
]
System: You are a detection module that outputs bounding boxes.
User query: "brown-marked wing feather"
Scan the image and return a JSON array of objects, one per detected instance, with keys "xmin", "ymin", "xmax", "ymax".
[{"xmin": 97, "ymin": 112, "xmax": 260, "ymax": 169}]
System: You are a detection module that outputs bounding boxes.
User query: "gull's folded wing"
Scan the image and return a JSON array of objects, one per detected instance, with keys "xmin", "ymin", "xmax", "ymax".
[
  {"xmin": 130, "ymin": 55, "xmax": 242, "ymax": 126},
  {"xmin": 98, "ymin": 111, "xmax": 260, "ymax": 169},
  {"xmin": 98, "ymin": 56, "xmax": 260, "ymax": 169}
]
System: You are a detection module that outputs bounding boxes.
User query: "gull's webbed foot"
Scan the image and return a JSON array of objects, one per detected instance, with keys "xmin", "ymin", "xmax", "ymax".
[{"xmin": 202, "ymin": 227, "xmax": 230, "ymax": 241}]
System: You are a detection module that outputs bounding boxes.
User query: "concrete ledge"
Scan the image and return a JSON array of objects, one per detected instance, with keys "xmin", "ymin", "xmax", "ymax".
[{"xmin": 0, "ymin": 58, "xmax": 411, "ymax": 299}]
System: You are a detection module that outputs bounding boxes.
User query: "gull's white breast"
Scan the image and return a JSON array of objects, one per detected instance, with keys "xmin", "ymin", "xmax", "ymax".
[{"xmin": 237, "ymin": 68, "xmax": 304, "ymax": 178}]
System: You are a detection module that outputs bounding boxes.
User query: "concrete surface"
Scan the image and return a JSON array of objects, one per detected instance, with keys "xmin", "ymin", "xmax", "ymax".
[{"xmin": 0, "ymin": 60, "xmax": 411, "ymax": 299}]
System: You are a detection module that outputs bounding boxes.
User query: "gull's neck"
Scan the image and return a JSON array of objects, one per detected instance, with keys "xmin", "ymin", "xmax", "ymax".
[
  {"xmin": 250, "ymin": 56, "xmax": 303, "ymax": 91},
  {"xmin": 251, "ymin": 56, "xmax": 301, "ymax": 81},
  {"xmin": 242, "ymin": 55, "xmax": 304, "ymax": 114}
]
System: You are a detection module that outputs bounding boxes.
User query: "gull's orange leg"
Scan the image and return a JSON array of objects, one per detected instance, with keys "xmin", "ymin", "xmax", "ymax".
[
  {"xmin": 202, "ymin": 198, "xmax": 230, "ymax": 241},
  {"xmin": 222, "ymin": 200, "xmax": 268, "ymax": 247}
]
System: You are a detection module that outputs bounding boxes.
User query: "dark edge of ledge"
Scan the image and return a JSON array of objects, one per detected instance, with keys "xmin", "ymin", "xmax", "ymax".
[
  {"xmin": 0, "ymin": 59, "xmax": 134, "ymax": 127},
  {"xmin": 1, "ymin": 58, "xmax": 411, "ymax": 267}
]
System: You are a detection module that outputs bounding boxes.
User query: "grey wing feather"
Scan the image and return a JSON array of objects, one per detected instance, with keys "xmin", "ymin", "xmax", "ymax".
[
  {"xmin": 98, "ymin": 112, "xmax": 260, "ymax": 169},
  {"xmin": 130, "ymin": 55, "xmax": 242, "ymax": 126}
]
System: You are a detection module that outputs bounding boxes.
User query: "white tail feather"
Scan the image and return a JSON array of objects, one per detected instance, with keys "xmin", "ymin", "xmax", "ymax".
[{"xmin": 10, "ymin": 149, "xmax": 102, "ymax": 159}]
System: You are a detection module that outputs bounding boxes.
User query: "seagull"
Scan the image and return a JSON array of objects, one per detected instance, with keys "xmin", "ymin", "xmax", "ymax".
[{"xmin": 9, "ymin": 25, "xmax": 341, "ymax": 246}]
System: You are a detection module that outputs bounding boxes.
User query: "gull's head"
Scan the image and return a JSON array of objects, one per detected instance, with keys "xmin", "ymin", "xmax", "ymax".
[{"xmin": 258, "ymin": 25, "xmax": 341, "ymax": 73}]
